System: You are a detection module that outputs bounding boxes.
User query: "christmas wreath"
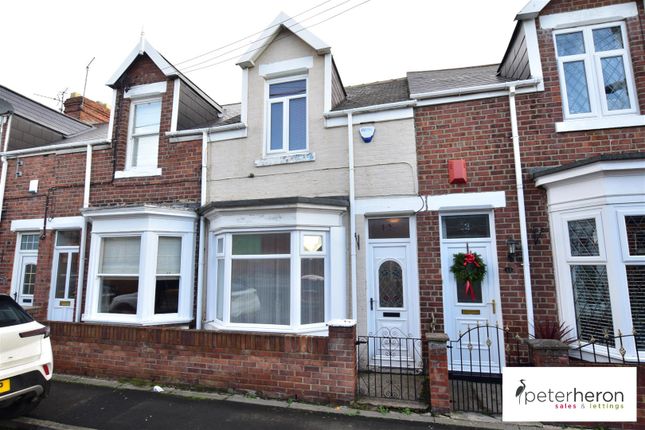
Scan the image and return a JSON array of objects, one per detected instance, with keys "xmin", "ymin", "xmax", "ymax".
[{"xmin": 450, "ymin": 252, "xmax": 487, "ymax": 301}]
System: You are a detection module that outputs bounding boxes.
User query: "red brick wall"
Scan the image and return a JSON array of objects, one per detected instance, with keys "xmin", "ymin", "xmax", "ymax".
[
  {"xmin": 415, "ymin": 0, "xmax": 645, "ymax": 337},
  {"xmin": 0, "ymin": 54, "xmax": 201, "ymax": 319},
  {"xmin": 50, "ymin": 322, "xmax": 357, "ymax": 404},
  {"xmin": 415, "ymin": 98, "xmax": 530, "ymax": 336}
]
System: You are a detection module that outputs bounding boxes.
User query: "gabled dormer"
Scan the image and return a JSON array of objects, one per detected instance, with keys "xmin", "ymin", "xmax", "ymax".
[
  {"xmin": 107, "ymin": 39, "xmax": 222, "ymax": 178},
  {"xmin": 234, "ymin": 13, "xmax": 346, "ymax": 166}
]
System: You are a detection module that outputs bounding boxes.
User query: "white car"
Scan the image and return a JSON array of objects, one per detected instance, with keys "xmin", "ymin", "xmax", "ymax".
[{"xmin": 0, "ymin": 294, "xmax": 52, "ymax": 418}]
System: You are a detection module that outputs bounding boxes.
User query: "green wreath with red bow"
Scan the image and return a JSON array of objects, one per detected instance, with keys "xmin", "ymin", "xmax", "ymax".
[{"xmin": 450, "ymin": 252, "xmax": 487, "ymax": 301}]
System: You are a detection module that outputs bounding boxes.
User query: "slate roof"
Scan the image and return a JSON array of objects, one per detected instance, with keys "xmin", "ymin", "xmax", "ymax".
[
  {"xmin": 332, "ymin": 78, "xmax": 409, "ymax": 111},
  {"xmin": 6, "ymin": 123, "xmax": 110, "ymax": 152},
  {"xmin": 407, "ymin": 64, "xmax": 513, "ymax": 96},
  {"xmin": 0, "ymin": 98, "xmax": 13, "ymax": 115},
  {"xmin": 193, "ymin": 103, "xmax": 242, "ymax": 129},
  {"xmin": 0, "ymin": 86, "xmax": 91, "ymax": 136}
]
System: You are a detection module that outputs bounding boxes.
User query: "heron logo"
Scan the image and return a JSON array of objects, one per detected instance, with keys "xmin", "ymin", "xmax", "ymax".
[
  {"xmin": 515, "ymin": 379, "xmax": 526, "ymax": 404},
  {"xmin": 503, "ymin": 367, "xmax": 636, "ymax": 422}
]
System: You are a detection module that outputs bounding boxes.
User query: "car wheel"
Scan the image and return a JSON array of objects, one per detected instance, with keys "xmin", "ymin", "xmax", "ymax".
[{"xmin": 0, "ymin": 396, "xmax": 42, "ymax": 419}]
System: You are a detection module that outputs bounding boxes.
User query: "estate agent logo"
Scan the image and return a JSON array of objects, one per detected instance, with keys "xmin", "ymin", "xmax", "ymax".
[{"xmin": 503, "ymin": 367, "xmax": 636, "ymax": 422}]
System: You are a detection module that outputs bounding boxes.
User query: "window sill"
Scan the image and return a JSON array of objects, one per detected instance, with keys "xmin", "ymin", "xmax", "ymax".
[
  {"xmin": 555, "ymin": 115, "xmax": 645, "ymax": 133},
  {"xmin": 82, "ymin": 315, "xmax": 193, "ymax": 326},
  {"xmin": 204, "ymin": 321, "xmax": 328, "ymax": 336},
  {"xmin": 114, "ymin": 168, "xmax": 162, "ymax": 179},
  {"xmin": 254, "ymin": 151, "xmax": 315, "ymax": 167}
]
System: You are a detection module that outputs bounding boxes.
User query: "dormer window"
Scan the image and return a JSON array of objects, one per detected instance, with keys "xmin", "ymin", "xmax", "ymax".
[
  {"xmin": 126, "ymin": 98, "xmax": 162, "ymax": 171},
  {"xmin": 267, "ymin": 77, "xmax": 307, "ymax": 154},
  {"xmin": 554, "ymin": 22, "xmax": 638, "ymax": 122}
]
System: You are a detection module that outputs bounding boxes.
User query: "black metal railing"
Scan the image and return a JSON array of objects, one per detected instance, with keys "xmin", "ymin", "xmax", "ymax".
[
  {"xmin": 356, "ymin": 335, "xmax": 426, "ymax": 401},
  {"xmin": 570, "ymin": 330, "xmax": 642, "ymax": 364},
  {"xmin": 447, "ymin": 323, "xmax": 529, "ymax": 414}
]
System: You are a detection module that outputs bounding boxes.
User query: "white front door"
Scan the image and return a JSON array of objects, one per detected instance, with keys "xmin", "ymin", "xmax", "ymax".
[
  {"xmin": 369, "ymin": 244, "xmax": 411, "ymax": 338},
  {"xmin": 16, "ymin": 255, "xmax": 37, "ymax": 307},
  {"xmin": 48, "ymin": 250, "xmax": 78, "ymax": 321},
  {"xmin": 440, "ymin": 213, "xmax": 504, "ymax": 373}
]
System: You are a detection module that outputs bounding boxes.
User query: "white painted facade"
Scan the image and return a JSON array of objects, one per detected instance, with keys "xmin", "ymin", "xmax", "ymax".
[{"xmin": 201, "ymin": 20, "xmax": 420, "ymax": 337}]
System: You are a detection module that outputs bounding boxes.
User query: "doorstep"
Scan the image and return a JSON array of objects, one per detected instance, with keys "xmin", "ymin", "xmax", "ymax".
[{"xmin": 53, "ymin": 374, "xmax": 589, "ymax": 430}]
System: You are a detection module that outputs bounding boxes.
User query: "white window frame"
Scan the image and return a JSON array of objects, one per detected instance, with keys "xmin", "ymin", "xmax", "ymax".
[
  {"xmin": 265, "ymin": 75, "xmax": 309, "ymax": 156},
  {"xmin": 82, "ymin": 209, "xmax": 196, "ymax": 326},
  {"xmin": 210, "ymin": 229, "xmax": 329, "ymax": 333},
  {"xmin": 553, "ymin": 206, "xmax": 645, "ymax": 361},
  {"xmin": 124, "ymin": 96, "xmax": 163, "ymax": 174},
  {"xmin": 554, "ymin": 21, "xmax": 639, "ymax": 121},
  {"xmin": 48, "ymin": 230, "xmax": 81, "ymax": 306},
  {"xmin": 11, "ymin": 232, "xmax": 40, "ymax": 307}
]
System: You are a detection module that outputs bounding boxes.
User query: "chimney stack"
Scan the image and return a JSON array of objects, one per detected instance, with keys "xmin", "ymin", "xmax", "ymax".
[{"xmin": 64, "ymin": 92, "xmax": 110, "ymax": 125}]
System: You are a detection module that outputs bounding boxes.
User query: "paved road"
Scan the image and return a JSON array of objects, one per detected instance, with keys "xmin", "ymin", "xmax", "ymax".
[{"xmin": 0, "ymin": 381, "xmax": 464, "ymax": 430}]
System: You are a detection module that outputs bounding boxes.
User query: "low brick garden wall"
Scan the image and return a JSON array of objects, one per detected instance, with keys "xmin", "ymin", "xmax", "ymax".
[{"xmin": 48, "ymin": 322, "xmax": 357, "ymax": 404}]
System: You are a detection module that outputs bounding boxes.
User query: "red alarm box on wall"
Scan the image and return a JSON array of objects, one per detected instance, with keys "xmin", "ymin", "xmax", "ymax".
[{"xmin": 448, "ymin": 159, "xmax": 467, "ymax": 184}]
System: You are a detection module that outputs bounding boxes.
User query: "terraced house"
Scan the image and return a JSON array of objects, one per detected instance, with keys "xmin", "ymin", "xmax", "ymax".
[{"xmin": 0, "ymin": 0, "xmax": 643, "ymax": 424}]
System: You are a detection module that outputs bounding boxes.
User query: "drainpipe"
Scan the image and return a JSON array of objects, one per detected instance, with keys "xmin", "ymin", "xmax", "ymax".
[
  {"xmin": 195, "ymin": 131, "xmax": 208, "ymax": 329},
  {"xmin": 508, "ymin": 86, "xmax": 535, "ymax": 337},
  {"xmin": 0, "ymin": 114, "xmax": 13, "ymax": 223},
  {"xmin": 74, "ymin": 144, "xmax": 93, "ymax": 323},
  {"xmin": 347, "ymin": 113, "xmax": 357, "ymax": 321}
]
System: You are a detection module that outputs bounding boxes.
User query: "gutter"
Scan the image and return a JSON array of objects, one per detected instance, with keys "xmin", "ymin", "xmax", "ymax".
[
  {"xmin": 165, "ymin": 122, "xmax": 246, "ymax": 139},
  {"xmin": 411, "ymin": 78, "xmax": 540, "ymax": 100},
  {"xmin": 347, "ymin": 112, "xmax": 358, "ymax": 322},
  {"xmin": 0, "ymin": 138, "xmax": 110, "ymax": 158},
  {"xmin": 195, "ymin": 131, "xmax": 208, "ymax": 329},
  {"xmin": 0, "ymin": 114, "xmax": 13, "ymax": 223},
  {"xmin": 74, "ymin": 143, "xmax": 93, "ymax": 323},
  {"xmin": 508, "ymin": 85, "xmax": 535, "ymax": 337},
  {"xmin": 325, "ymin": 100, "xmax": 416, "ymax": 118}
]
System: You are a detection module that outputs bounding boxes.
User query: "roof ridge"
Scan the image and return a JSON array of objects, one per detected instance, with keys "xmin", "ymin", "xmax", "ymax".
[{"xmin": 408, "ymin": 63, "xmax": 500, "ymax": 74}]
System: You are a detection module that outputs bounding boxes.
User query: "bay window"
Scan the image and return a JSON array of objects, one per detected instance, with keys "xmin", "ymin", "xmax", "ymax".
[
  {"xmin": 537, "ymin": 160, "xmax": 645, "ymax": 360},
  {"xmin": 212, "ymin": 231, "xmax": 328, "ymax": 331},
  {"xmin": 83, "ymin": 207, "xmax": 196, "ymax": 325}
]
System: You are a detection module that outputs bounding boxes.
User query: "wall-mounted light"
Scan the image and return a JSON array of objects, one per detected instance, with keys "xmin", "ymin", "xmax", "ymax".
[
  {"xmin": 532, "ymin": 226, "xmax": 544, "ymax": 245},
  {"xmin": 507, "ymin": 238, "xmax": 522, "ymax": 262}
]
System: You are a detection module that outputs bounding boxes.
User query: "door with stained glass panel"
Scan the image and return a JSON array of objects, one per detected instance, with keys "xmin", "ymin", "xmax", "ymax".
[{"xmin": 366, "ymin": 217, "xmax": 421, "ymax": 367}]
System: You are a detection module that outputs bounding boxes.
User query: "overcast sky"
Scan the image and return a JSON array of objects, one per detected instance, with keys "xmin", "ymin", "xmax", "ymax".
[{"xmin": 0, "ymin": 0, "xmax": 527, "ymax": 110}]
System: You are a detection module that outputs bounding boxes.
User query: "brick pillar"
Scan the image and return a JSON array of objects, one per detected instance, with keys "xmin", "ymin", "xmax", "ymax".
[
  {"xmin": 327, "ymin": 320, "xmax": 357, "ymax": 403},
  {"xmin": 525, "ymin": 339, "xmax": 570, "ymax": 367},
  {"xmin": 427, "ymin": 332, "xmax": 450, "ymax": 413}
]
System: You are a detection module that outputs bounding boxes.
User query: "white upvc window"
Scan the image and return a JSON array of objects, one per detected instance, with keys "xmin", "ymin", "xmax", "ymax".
[
  {"xmin": 126, "ymin": 97, "xmax": 162, "ymax": 171},
  {"xmin": 212, "ymin": 230, "xmax": 328, "ymax": 332},
  {"xmin": 553, "ymin": 205, "xmax": 645, "ymax": 360},
  {"xmin": 266, "ymin": 77, "xmax": 308, "ymax": 154},
  {"xmin": 554, "ymin": 22, "xmax": 638, "ymax": 121},
  {"xmin": 83, "ymin": 208, "xmax": 196, "ymax": 325}
]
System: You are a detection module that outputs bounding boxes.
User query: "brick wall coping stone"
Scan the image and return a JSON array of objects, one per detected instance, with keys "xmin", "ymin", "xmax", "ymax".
[
  {"xmin": 327, "ymin": 319, "xmax": 356, "ymax": 327},
  {"xmin": 426, "ymin": 333, "xmax": 449, "ymax": 343},
  {"xmin": 525, "ymin": 338, "xmax": 571, "ymax": 351}
]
